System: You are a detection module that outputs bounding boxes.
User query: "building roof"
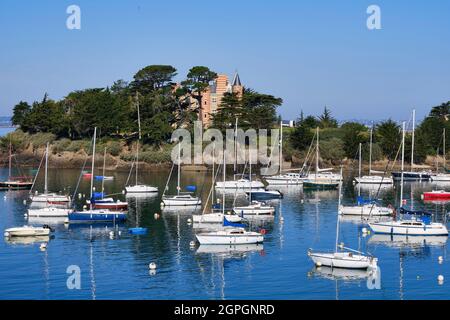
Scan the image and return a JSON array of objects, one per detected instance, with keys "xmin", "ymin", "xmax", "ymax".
[{"xmin": 232, "ymin": 72, "xmax": 241, "ymax": 86}]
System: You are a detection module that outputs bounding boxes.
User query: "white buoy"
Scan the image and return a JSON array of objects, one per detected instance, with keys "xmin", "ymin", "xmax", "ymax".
[
  {"xmin": 40, "ymin": 243, "xmax": 47, "ymax": 251},
  {"xmin": 149, "ymin": 262, "xmax": 157, "ymax": 270},
  {"xmin": 187, "ymin": 218, "xmax": 192, "ymax": 224},
  {"xmin": 315, "ymin": 261, "xmax": 322, "ymax": 267},
  {"xmin": 154, "ymin": 213, "xmax": 159, "ymax": 219},
  {"xmin": 78, "ymin": 193, "xmax": 82, "ymax": 199},
  {"xmin": 362, "ymin": 228, "xmax": 368, "ymax": 234},
  {"xmin": 438, "ymin": 275, "xmax": 444, "ymax": 284},
  {"xmin": 438, "ymin": 256, "xmax": 444, "ymax": 263},
  {"xmin": 122, "ymin": 190, "xmax": 126, "ymax": 195},
  {"xmin": 23, "ymin": 200, "xmax": 27, "ymax": 205},
  {"xmin": 190, "ymin": 241, "xmax": 195, "ymax": 247},
  {"xmin": 118, "ymin": 231, "xmax": 122, "ymax": 236}
]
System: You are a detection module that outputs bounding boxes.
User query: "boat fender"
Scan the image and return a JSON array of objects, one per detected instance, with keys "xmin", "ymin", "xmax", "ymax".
[{"xmin": 149, "ymin": 262, "xmax": 157, "ymax": 270}]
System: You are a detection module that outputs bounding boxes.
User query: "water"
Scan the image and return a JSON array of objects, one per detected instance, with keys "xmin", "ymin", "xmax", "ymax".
[{"xmin": 0, "ymin": 167, "xmax": 449, "ymax": 300}]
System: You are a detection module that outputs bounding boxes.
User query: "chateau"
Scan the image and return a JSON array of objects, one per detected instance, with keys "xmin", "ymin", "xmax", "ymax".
[{"xmin": 198, "ymin": 72, "xmax": 243, "ymax": 126}]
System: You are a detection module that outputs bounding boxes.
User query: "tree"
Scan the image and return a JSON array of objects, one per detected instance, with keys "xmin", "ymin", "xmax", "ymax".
[
  {"xmin": 429, "ymin": 101, "xmax": 450, "ymax": 121},
  {"xmin": 211, "ymin": 92, "xmax": 242, "ymax": 131},
  {"xmin": 239, "ymin": 89, "xmax": 282, "ymax": 130},
  {"xmin": 375, "ymin": 120, "xmax": 401, "ymax": 159},
  {"xmin": 301, "ymin": 115, "xmax": 319, "ymax": 129},
  {"xmin": 318, "ymin": 107, "xmax": 338, "ymax": 128},
  {"xmin": 341, "ymin": 122, "xmax": 368, "ymax": 159},
  {"xmin": 182, "ymin": 66, "xmax": 217, "ymax": 121},
  {"xmin": 11, "ymin": 101, "xmax": 31, "ymax": 128},
  {"xmin": 290, "ymin": 123, "xmax": 314, "ymax": 151},
  {"xmin": 132, "ymin": 65, "xmax": 177, "ymax": 94}
]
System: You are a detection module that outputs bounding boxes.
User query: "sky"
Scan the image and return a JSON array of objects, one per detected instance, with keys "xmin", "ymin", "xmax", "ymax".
[{"xmin": 0, "ymin": 0, "xmax": 449, "ymax": 122}]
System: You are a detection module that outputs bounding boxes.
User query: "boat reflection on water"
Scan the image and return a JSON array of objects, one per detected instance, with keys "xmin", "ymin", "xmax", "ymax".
[
  {"xmin": 368, "ymin": 234, "xmax": 448, "ymax": 248},
  {"xmin": 28, "ymin": 216, "xmax": 68, "ymax": 226},
  {"xmin": 67, "ymin": 222, "xmax": 125, "ymax": 239},
  {"xmin": 309, "ymin": 265, "xmax": 379, "ymax": 282},
  {"xmin": 4, "ymin": 235, "xmax": 51, "ymax": 245},
  {"xmin": 162, "ymin": 205, "xmax": 202, "ymax": 215},
  {"xmin": 196, "ymin": 244, "xmax": 264, "ymax": 257},
  {"xmin": 338, "ymin": 215, "xmax": 387, "ymax": 225},
  {"xmin": 266, "ymin": 184, "xmax": 303, "ymax": 198}
]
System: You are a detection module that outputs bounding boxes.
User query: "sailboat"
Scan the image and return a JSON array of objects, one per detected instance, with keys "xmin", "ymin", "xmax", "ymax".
[
  {"xmin": 265, "ymin": 121, "xmax": 306, "ymax": 185},
  {"xmin": 369, "ymin": 122, "xmax": 448, "ymax": 236},
  {"xmin": 125, "ymin": 95, "xmax": 158, "ymax": 194},
  {"xmin": 354, "ymin": 127, "xmax": 393, "ymax": 185},
  {"xmin": 303, "ymin": 127, "xmax": 341, "ymax": 190},
  {"xmin": 0, "ymin": 141, "xmax": 33, "ymax": 190},
  {"xmin": 430, "ymin": 129, "xmax": 450, "ymax": 182},
  {"xmin": 340, "ymin": 143, "xmax": 393, "ymax": 216},
  {"xmin": 91, "ymin": 148, "xmax": 128, "ymax": 210},
  {"xmin": 29, "ymin": 143, "xmax": 71, "ymax": 206},
  {"xmin": 215, "ymin": 118, "xmax": 264, "ymax": 190},
  {"xmin": 68, "ymin": 128, "xmax": 127, "ymax": 223},
  {"xmin": 192, "ymin": 145, "xmax": 242, "ymax": 223},
  {"xmin": 162, "ymin": 140, "xmax": 201, "ymax": 207},
  {"xmin": 4, "ymin": 225, "xmax": 53, "ymax": 237},
  {"xmin": 307, "ymin": 168, "xmax": 379, "ymax": 269},
  {"xmin": 392, "ymin": 109, "xmax": 432, "ymax": 181}
]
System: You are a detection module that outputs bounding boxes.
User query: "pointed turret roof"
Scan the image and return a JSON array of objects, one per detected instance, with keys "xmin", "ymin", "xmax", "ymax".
[{"xmin": 232, "ymin": 71, "xmax": 241, "ymax": 86}]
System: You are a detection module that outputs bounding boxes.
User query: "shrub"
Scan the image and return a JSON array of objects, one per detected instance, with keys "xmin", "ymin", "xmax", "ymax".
[
  {"xmin": 320, "ymin": 138, "xmax": 345, "ymax": 162},
  {"xmin": 52, "ymin": 138, "xmax": 71, "ymax": 153},
  {"xmin": 0, "ymin": 130, "xmax": 30, "ymax": 152},
  {"xmin": 66, "ymin": 140, "xmax": 91, "ymax": 153},
  {"xmin": 29, "ymin": 132, "xmax": 56, "ymax": 150},
  {"xmin": 106, "ymin": 140, "xmax": 123, "ymax": 156}
]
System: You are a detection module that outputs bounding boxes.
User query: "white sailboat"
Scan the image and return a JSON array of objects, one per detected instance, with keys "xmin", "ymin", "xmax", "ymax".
[
  {"xmin": 392, "ymin": 110, "xmax": 432, "ymax": 181},
  {"xmin": 431, "ymin": 129, "xmax": 450, "ymax": 182},
  {"xmin": 195, "ymin": 227, "xmax": 264, "ymax": 245},
  {"xmin": 369, "ymin": 122, "xmax": 449, "ymax": 236},
  {"xmin": 125, "ymin": 95, "xmax": 158, "ymax": 194},
  {"xmin": 354, "ymin": 127, "xmax": 393, "ymax": 185},
  {"xmin": 215, "ymin": 118, "xmax": 264, "ymax": 190},
  {"xmin": 308, "ymin": 168, "xmax": 378, "ymax": 269},
  {"xmin": 340, "ymin": 143, "xmax": 393, "ymax": 216},
  {"xmin": 162, "ymin": 140, "xmax": 201, "ymax": 207},
  {"xmin": 265, "ymin": 121, "xmax": 305, "ymax": 185},
  {"xmin": 193, "ymin": 145, "xmax": 242, "ymax": 223}
]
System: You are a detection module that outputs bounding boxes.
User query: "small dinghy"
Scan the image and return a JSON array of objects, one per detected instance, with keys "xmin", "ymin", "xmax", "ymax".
[
  {"xmin": 125, "ymin": 184, "xmax": 158, "ymax": 193},
  {"xmin": 4, "ymin": 225, "xmax": 53, "ymax": 237}
]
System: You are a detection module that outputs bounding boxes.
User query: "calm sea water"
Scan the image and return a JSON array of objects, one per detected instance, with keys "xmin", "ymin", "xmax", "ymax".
[{"xmin": 0, "ymin": 167, "xmax": 449, "ymax": 300}]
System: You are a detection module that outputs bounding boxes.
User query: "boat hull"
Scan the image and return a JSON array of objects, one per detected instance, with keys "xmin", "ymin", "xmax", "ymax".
[
  {"xmin": 246, "ymin": 191, "xmax": 283, "ymax": 200},
  {"xmin": 308, "ymin": 252, "xmax": 377, "ymax": 269},
  {"xmin": 303, "ymin": 181, "xmax": 339, "ymax": 190},
  {"xmin": 196, "ymin": 233, "xmax": 264, "ymax": 245},
  {"xmin": 391, "ymin": 171, "xmax": 431, "ymax": 181},
  {"xmin": 264, "ymin": 174, "xmax": 306, "ymax": 185},
  {"xmin": 369, "ymin": 221, "xmax": 449, "ymax": 236},
  {"xmin": 162, "ymin": 196, "xmax": 201, "ymax": 207},
  {"xmin": 192, "ymin": 213, "xmax": 243, "ymax": 223},
  {"xmin": 4, "ymin": 227, "xmax": 51, "ymax": 237},
  {"xmin": 422, "ymin": 191, "xmax": 450, "ymax": 200},
  {"xmin": 30, "ymin": 194, "xmax": 71, "ymax": 203},
  {"xmin": 339, "ymin": 205, "xmax": 393, "ymax": 216},
  {"xmin": 233, "ymin": 206, "xmax": 275, "ymax": 216},
  {"xmin": 92, "ymin": 202, "xmax": 128, "ymax": 210},
  {"xmin": 354, "ymin": 176, "xmax": 393, "ymax": 184},
  {"xmin": 125, "ymin": 185, "xmax": 158, "ymax": 193},
  {"xmin": 28, "ymin": 207, "xmax": 72, "ymax": 217},
  {"xmin": 0, "ymin": 181, "xmax": 33, "ymax": 190},
  {"xmin": 215, "ymin": 180, "xmax": 264, "ymax": 190},
  {"xmin": 68, "ymin": 211, "xmax": 127, "ymax": 222}
]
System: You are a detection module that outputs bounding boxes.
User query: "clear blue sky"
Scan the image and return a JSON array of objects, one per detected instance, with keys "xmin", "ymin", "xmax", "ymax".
[{"xmin": 1, "ymin": 0, "xmax": 449, "ymax": 122}]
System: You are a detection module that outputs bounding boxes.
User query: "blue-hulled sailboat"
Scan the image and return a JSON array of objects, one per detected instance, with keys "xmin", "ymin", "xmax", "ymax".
[{"xmin": 68, "ymin": 127, "xmax": 127, "ymax": 223}]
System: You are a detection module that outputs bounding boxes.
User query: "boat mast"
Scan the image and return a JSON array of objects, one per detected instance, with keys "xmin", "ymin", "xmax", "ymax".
[
  {"xmin": 8, "ymin": 139, "xmax": 12, "ymax": 180},
  {"xmin": 279, "ymin": 120, "xmax": 283, "ymax": 175},
  {"xmin": 369, "ymin": 126, "xmax": 373, "ymax": 175},
  {"xmin": 411, "ymin": 109, "xmax": 415, "ymax": 171},
  {"xmin": 212, "ymin": 142, "xmax": 215, "ymax": 202},
  {"xmin": 249, "ymin": 146, "xmax": 252, "ymax": 203},
  {"xmin": 44, "ymin": 142, "xmax": 49, "ymax": 194},
  {"xmin": 136, "ymin": 93, "xmax": 141, "ymax": 186},
  {"xmin": 444, "ymin": 128, "xmax": 446, "ymax": 170},
  {"xmin": 222, "ymin": 148, "xmax": 226, "ymax": 215},
  {"xmin": 358, "ymin": 143, "xmax": 362, "ymax": 197},
  {"xmin": 234, "ymin": 117, "xmax": 238, "ymax": 175},
  {"xmin": 315, "ymin": 127, "xmax": 319, "ymax": 179},
  {"xmin": 335, "ymin": 166, "xmax": 343, "ymax": 252},
  {"xmin": 90, "ymin": 127, "xmax": 97, "ymax": 210},
  {"xmin": 400, "ymin": 122, "xmax": 405, "ymax": 208},
  {"xmin": 177, "ymin": 140, "xmax": 181, "ymax": 196},
  {"xmin": 102, "ymin": 147, "xmax": 106, "ymax": 197}
]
